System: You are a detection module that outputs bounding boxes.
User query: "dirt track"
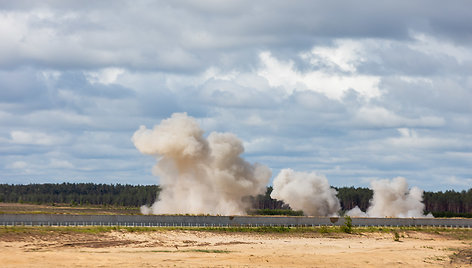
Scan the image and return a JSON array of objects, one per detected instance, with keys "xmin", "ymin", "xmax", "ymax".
[{"xmin": 1, "ymin": 229, "xmax": 471, "ymax": 267}]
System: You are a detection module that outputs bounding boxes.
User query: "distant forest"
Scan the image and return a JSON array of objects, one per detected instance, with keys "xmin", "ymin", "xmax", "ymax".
[
  {"xmin": 0, "ymin": 183, "xmax": 471, "ymax": 217},
  {"xmin": 0, "ymin": 183, "xmax": 159, "ymax": 208}
]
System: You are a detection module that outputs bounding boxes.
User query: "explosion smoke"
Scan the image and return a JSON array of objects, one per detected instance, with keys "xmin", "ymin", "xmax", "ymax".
[
  {"xmin": 270, "ymin": 169, "xmax": 341, "ymax": 216},
  {"xmin": 347, "ymin": 177, "xmax": 432, "ymax": 218},
  {"xmin": 132, "ymin": 113, "xmax": 271, "ymax": 215}
]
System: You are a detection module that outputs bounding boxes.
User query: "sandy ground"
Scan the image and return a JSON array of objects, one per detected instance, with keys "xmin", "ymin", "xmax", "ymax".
[{"xmin": 1, "ymin": 229, "xmax": 471, "ymax": 267}]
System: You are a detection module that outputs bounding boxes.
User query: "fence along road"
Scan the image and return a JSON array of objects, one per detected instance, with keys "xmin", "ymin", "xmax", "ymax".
[{"xmin": 1, "ymin": 214, "xmax": 471, "ymax": 228}]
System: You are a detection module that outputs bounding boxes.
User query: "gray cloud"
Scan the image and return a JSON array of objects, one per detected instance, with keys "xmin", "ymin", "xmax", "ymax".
[
  {"xmin": 0, "ymin": 1, "xmax": 471, "ymax": 190},
  {"xmin": 1, "ymin": 1, "xmax": 471, "ymax": 72}
]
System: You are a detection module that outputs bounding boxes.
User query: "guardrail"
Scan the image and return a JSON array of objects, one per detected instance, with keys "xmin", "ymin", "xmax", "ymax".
[{"xmin": 0, "ymin": 214, "xmax": 471, "ymax": 228}]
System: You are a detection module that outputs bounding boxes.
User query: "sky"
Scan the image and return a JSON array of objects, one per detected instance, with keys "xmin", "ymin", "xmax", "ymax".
[{"xmin": 1, "ymin": 0, "xmax": 471, "ymax": 191}]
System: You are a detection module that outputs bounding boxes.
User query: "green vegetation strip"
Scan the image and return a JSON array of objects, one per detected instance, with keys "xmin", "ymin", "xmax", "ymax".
[
  {"xmin": 144, "ymin": 249, "xmax": 231, "ymax": 253},
  {"xmin": 79, "ymin": 249, "xmax": 231, "ymax": 254},
  {"xmin": 185, "ymin": 249, "xmax": 231, "ymax": 253},
  {"xmin": 1, "ymin": 225, "xmax": 471, "ymax": 238}
]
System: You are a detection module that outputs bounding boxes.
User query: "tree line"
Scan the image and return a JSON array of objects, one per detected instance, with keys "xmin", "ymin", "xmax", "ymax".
[
  {"xmin": 336, "ymin": 186, "xmax": 472, "ymax": 217},
  {"xmin": 0, "ymin": 183, "xmax": 470, "ymax": 217},
  {"xmin": 0, "ymin": 183, "xmax": 160, "ymax": 207}
]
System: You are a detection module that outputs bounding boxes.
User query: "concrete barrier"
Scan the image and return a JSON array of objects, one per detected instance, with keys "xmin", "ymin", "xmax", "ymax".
[{"xmin": 0, "ymin": 214, "xmax": 471, "ymax": 227}]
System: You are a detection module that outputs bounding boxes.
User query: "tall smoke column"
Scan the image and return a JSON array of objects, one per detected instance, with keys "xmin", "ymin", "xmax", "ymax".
[
  {"xmin": 132, "ymin": 113, "xmax": 271, "ymax": 215},
  {"xmin": 270, "ymin": 169, "xmax": 341, "ymax": 216},
  {"xmin": 347, "ymin": 177, "xmax": 432, "ymax": 218}
]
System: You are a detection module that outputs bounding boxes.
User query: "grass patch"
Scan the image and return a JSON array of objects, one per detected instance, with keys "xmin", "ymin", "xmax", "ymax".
[
  {"xmin": 0, "ymin": 225, "xmax": 169, "ymax": 235},
  {"xmin": 0, "ymin": 225, "xmax": 124, "ymax": 234},
  {"xmin": 0, "ymin": 202, "xmax": 141, "ymax": 215},
  {"xmin": 319, "ymin": 226, "xmax": 330, "ymax": 233},
  {"xmin": 1, "ymin": 225, "xmax": 470, "ymax": 239},
  {"xmin": 340, "ymin": 216, "xmax": 352, "ymax": 233},
  {"xmin": 188, "ymin": 225, "xmax": 347, "ymax": 234},
  {"xmin": 393, "ymin": 230, "xmax": 401, "ymax": 242},
  {"xmin": 194, "ymin": 226, "xmax": 292, "ymax": 233},
  {"xmin": 185, "ymin": 249, "xmax": 231, "ymax": 253},
  {"xmin": 148, "ymin": 249, "xmax": 230, "ymax": 253},
  {"xmin": 352, "ymin": 226, "xmax": 472, "ymax": 240},
  {"xmin": 449, "ymin": 247, "xmax": 472, "ymax": 265},
  {"xmin": 0, "ymin": 225, "xmax": 344, "ymax": 235}
]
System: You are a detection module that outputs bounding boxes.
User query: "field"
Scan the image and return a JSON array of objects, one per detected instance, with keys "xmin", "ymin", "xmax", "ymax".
[
  {"xmin": 0, "ymin": 202, "xmax": 141, "ymax": 215},
  {"xmin": 0, "ymin": 203, "xmax": 471, "ymax": 267},
  {"xmin": 0, "ymin": 226, "xmax": 471, "ymax": 267}
]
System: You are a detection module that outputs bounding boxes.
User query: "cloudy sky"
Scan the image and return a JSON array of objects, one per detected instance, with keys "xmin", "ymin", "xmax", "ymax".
[{"xmin": 1, "ymin": 0, "xmax": 471, "ymax": 191}]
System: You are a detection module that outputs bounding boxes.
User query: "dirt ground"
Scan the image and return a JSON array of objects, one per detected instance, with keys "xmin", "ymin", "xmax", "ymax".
[
  {"xmin": 0, "ymin": 228, "xmax": 471, "ymax": 268},
  {"xmin": 0, "ymin": 202, "xmax": 141, "ymax": 215}
]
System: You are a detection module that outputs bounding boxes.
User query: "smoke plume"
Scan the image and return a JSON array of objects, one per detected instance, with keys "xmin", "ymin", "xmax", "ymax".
[
  {"xmin": 270, "ymin": 169, "xmax": 341, "ymax": 216},
  {"xmin": 132, "ymin": 113, "xmax": 271, "ymax": 215},
  {"xmin": 347, "ymin": 177, "xmax": 432, "ymax": 218}
]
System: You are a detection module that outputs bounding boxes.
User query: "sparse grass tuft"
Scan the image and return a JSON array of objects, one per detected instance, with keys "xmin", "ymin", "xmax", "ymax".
[
  {"xmin": 393, "ymin": 230, "xmax": 401, "ymax": 242},
  {"xmin": 185, "ymin": 249, "xmax": 231, "ymax": 253},
  {"xmin": 319, "ymin": 226, "xmax": 330, "ymax": 233},
  {"xmin": 340, "ymin": 216, "xmax": 352, "ymax": 233}
]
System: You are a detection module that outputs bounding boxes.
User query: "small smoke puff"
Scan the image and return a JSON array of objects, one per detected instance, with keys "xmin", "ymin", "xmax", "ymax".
[
  {"xmin": 271, "ymin": 169, "xmax": 340, "ymax": 216},
  {"xmin": 132, "ymin": 113, "xmax": 271, "ymax": 215},
  {"xmin": 346, "ymin": 206, "xmax": 367, "ymax": 217},
  {"xmin": 140, "ymin": 205, "xmax": 152, "ymax": 215},
  {"xmin": 347, "ymin": 177, "xmax": 432, "ymax": 218}
]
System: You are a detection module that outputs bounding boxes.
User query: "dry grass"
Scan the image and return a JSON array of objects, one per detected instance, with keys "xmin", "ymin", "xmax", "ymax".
[{"xmin": 0, "ymin": 202, "xmax": 140, "ymax": 215}]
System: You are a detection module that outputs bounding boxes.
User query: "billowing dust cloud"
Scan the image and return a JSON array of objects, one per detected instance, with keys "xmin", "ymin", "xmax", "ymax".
[
  {"xmin": 132, "ymin": 113, "xmax": 271, "ymax": 215},
  {"xmin": 270, "ymin": 169, "xmax": 341, "ymax": 216},
  {"xmin": 347, "ymin": 177, "xmax": 433, "ymax": 218}
]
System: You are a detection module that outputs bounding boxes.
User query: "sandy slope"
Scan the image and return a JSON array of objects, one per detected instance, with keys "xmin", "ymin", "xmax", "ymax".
[{"xmin": 0, "ymin": 229, "xmax": 470, "ymax": 267}]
